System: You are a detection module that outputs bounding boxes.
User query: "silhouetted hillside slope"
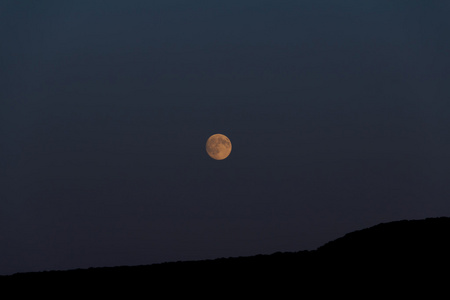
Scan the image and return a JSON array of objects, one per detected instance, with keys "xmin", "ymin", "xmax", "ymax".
[
  {"xmin": 2, "ymin": 217, "xmax": 449, "ymax": 293},
  {"xmin": 317, "ymin": 217, "xmax": 450, "ymax": 255},
  {"xmin": 314, "ymin": 217, "xmax": 450, "ymax": 282}
]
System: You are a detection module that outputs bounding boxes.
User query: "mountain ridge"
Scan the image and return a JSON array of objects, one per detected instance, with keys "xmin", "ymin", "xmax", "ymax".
[{"xmin": 2, "ymin": 216, "xmax": 449, "ymax": 291}]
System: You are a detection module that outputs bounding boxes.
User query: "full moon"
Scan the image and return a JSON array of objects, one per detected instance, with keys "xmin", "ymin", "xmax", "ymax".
[{"xmin": 206, "ymin": 134, "xmax": 232, "ymax": 160}]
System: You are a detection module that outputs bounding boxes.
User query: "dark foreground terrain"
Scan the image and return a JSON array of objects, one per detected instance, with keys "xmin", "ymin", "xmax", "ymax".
[{"xmin": 2, "ymin": 217, "xmax": 449, "ymax": 295}]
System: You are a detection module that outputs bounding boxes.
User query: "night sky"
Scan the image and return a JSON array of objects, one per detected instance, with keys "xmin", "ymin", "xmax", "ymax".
[{"xmin": 1, "ymin": 1, "xmax": 450, "ymax": 275}]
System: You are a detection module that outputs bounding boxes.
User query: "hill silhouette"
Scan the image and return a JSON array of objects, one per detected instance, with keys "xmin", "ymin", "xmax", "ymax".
[{"xmin": 2, "ymin": 217, "xmax": 449, "ymax": 294}]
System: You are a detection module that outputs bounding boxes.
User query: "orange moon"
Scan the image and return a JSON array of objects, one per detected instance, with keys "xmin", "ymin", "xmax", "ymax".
[{"xmin": 206, "ymin": 134, "xmax": 232, "ymax": 160}]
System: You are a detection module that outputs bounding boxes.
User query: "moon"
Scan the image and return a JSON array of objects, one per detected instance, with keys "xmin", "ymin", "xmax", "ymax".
[{"xmin": 206, "ymin": 134, "xmax": 232, "ymax": 160}]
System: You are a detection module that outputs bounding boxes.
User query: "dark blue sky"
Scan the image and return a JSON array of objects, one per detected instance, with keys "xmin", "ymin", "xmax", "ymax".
[{"xmin": 1, "ymin": 0, "xmax": 450, "ymax": 275}]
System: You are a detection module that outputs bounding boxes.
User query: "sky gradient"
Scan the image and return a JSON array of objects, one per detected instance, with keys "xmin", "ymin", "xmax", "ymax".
[{"xmin": 1, "ymin": 0, "xmax": 450, "ymax": 275}]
